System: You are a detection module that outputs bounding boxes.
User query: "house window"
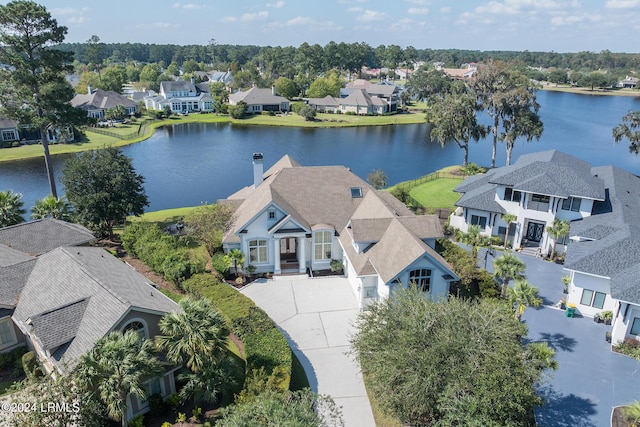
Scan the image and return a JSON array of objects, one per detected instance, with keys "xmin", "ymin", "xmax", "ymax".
[
  {"xmin": 268, "ymin": 210, "xmax": 275, "ymax": 219},
  {"xmin": 0, "ymin": 319, "xmax": 16, "ymax": 348},
  {"xmin": 249, "ymin": 239, "xmax": 268, "ymax": 263},
  {"xmin": 122, "ymin": 319, "xmax": 148, "ymax": 339},
  {"xmin": 138, "ymin": 377, "xmax": 164, "ymax": 409},
  {"xmin": 364, "ymin": 286, "xmax": 377, "ymax": 298},
  {"xmin": 409, "ymin": 268, "xmax": 432, "ymax": 292},
  {"xmin": 350, "ymin": 187, "xmax": 362, "ymax": 198},
  {"xmin": 562, "ymin": 197, "xmax": 582, "ymax": 212},
  {"xmin": 1, "ymin": 130, "xmax": 17, "ymax": 141},
  {"xmin": 631, "ymin": 318, "xmax": 640, "ymax": 335},
  {"xmin": 314, "ymin": 231, "xmax": 332, "ymax": 260},
  {"xmin": 470, "ymin": 215, "xmax": 487, "ymax": 230},
  {"xmin": 529, "ymin": 194, "xmax": 550, "ymax": 212},
  {"xmin": 504, "ymin": 188, "xmax": 522, "ymax": 203},
  {"xmin": 580, "ymin": 289, "xmax": 606, "ymax": 309}
]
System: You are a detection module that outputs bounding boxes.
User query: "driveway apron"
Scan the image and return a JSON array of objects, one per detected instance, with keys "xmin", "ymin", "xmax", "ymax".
[{"xmin": 241, "ymin": 277, "xmax": 375, "ymax": 427}]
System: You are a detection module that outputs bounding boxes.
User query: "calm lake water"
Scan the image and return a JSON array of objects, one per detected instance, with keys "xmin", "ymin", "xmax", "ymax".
[{"xmin": 2, "ymin": 90, "xmax": 640, "ymax": 213}]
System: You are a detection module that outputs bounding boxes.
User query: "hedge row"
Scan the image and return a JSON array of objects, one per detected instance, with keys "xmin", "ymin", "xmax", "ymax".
[
  {"xmin": 121, "ymin": 222, "xmax": 206, "ymax": 287},
  {"xmin": 183, "ymin": 274, "xmax": 292, "ymax": 393}
]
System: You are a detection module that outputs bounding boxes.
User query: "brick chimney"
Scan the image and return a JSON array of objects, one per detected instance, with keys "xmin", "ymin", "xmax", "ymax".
[{"xmin": 252, "ymin": 153, "xmax": 264, "ymax": 188}]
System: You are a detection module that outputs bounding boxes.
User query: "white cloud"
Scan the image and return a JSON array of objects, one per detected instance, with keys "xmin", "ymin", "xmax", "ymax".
[
  {"xmin": 356, "ymin": 9, "xmax": 389, "ymax": 21},
  {"xmin": 440, "ymin": 7, "xmax": 451, "ymax": 13},
  {"xmin": 408, "ymin": 7, "xmax": 429, "ymax": 15},
  {"xmin": 240, "ymin": 11, "xmax": 269, "ymax": 21},
  {"xmin": 287, "ymin": 16, "xmax": 311, "ymax": 26},
  {"xmin": 51, "ymin": 6, "xmax": 88, "ymax": 16},
  {"xmin": 221, "ymin": 16, "xmax": 237, "ymax": 23},
  {"xmin": 267, "ymin": 1, "xmax": 285, "ymax": 7},
  {"xmin": 172, "ymin": 2, "xmax": 206, "ymax": 9},
  {"xmin": 605, "ymin": 0, "xmax": 640, "ymax": 8},
  {"xmin": 551, "ymin": 13, "xmax": 601, "ymax": 25},
  {"xmin": 407, "ymin": 0, "xmax": 429, "ymax": 4},
  {"xmin": 136, "ymin": 22, "xmax": 180, "ymax": 29},
  {"xmin": 347, "ymin": 7, "xmax": 363, "ymax": 12}
]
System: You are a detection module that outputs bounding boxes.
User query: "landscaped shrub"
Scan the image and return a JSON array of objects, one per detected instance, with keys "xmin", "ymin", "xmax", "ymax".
[
  {"xmin": 161, "ymin": 250, "xmax": 205, "ymax": 286},
  {"xmin": 0, "ymin": 347, "xmax": 26, "ymax": 371},
  {"xmin": 290, "ymin": 102, "xmax": 304, "ymax": 114},
  {"xmin": 390, "ymin": 185, "xmax": 410, "ymax": 204},
  {"xmin": 180, "ymin": 274, "xmax": 292, "ymax": 392},
  {"xmin": 21, "ymin": 351, "xmax": 42, "ymax": 379},
  {"xmin": 298, "ymin": 105, "xmax": 316, "ymax": 121},
  {"xmin": 211, "ymin": 252, "xmax": 230, "ymax": 277}
]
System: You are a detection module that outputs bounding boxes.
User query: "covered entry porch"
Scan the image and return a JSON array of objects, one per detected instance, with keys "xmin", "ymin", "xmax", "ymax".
[{"xmin": 273, "ymin": 233, "xmax": 308, "ymax": 274}]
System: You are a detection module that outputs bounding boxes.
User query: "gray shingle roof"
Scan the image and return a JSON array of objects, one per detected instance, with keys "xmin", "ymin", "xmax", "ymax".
[
  {"xmin": 229, "ymin": 87, "xmax": 289, "ymax": 106},
  {"xmin": 339, "ymin": 89, "xmax": 385, "ymax": 107},
  {"xmin": 13, "ymin": 246, "xmax": 179, "ymax": 371},
  {"xmin": 30, "ymin": 298, "xmax": 89, "ymax": 350},
  {"xmin": 160, "ymin": 80, "xmax": 197, "ymax": 94},
  {"xmin": 70, "ymin": 89, "xmax": 136, "ymax": 111},
  {"xmin": 0, "ymin": 243, "xmax": 33, "ymax": 267},
  {"xmin": 0, "ymin": 219, "xmax": 94, "ymax": 256},
  {"xmin": 564, "ymin": 165, "xmax": 640, "ymax": 304},
  {"xmin": 454, "ymin": 150, "xmax": 605, "ymax": 213},
  {"xmin": 0, "ymin": 259, "xmax": 36, "ymax": 306}
]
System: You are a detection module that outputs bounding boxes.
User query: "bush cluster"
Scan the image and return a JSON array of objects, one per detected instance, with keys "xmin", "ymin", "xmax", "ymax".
[
  {"xmin": 182, "ymin": 274, "xmax": 292, "ymax": 395},
  {"xmin": 121, "ymin": 222, "xmax": 205, "ymax": 287}
]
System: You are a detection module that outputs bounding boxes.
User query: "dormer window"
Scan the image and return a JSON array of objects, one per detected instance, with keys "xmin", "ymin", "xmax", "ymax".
[
  {"xmin": 268, "ymin": 210, "xmax": 275, "ymax": 219},
  {"xmin": 351, "ymin": 187, "xmax": 363, "ymax": 198}
]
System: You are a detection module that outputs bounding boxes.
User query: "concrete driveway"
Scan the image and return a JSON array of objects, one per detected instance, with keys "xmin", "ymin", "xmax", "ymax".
[
  {"xmin": 240, "ymin": 276, "xmax": 375, "ymax": 427},
  {"xmin": 482, "ymin": 249, "xmax": 640, "ymax": 427}
]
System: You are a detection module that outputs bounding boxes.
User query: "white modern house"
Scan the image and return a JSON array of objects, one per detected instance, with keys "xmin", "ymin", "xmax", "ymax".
[
  {"xmin": 144, "ymin": 80, "xmax": 214, "ymax": 113},
  {"xmin": 450, "ymin": 150, "xmax": 605, "ymax": 257},
  {"xmin": 220, "ymin": 153, "xmax": 457, "ymax": 309},
  {"xmin": 563, "ymin": 165, "xmax": 640, "ymax": 346}
]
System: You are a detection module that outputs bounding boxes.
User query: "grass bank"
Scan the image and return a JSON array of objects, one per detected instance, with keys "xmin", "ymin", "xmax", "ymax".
[
  {"xmin": 0, "ymin": 111, "xmax": 426, "ymax": 163},
  {"xmin": 388, "ymin": 165, "xmax": 463, "ymax": 211},
  {"xmin": 540, "ymin": 84, "xmax": 640, "ymax": 97}
]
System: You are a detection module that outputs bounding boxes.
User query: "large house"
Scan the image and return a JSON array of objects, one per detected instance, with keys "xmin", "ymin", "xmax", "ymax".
[
  {"xmin": 563, "ymin": 165, "xmax": 640, "ymax": 346},
  {"xmin": 228, "ymin": 87, "xmax": 290, "ymax": 114},
  {"xmin": 341, "ymin": 79, "xmax": 400, "ymax": 113},
  {"xmin": 144, "ymin": 80, "xmax": 214, "ymax": 114},
  {"xmin": 0, "ymin": 117, "xmax": 74, "ymax": 145},
  {"xmin": 70, "ymin": 86, "xmax": 137, "ymax": 119},
  {"xmin": 0, "ymin": 219, "xmax": 180, "ymax": 422},
  {"xmin": 451, "ymin": 150, "xmax": 640, "ymax": 348},
  {"xmin": 220, "ymin": 154, "xmax": 458, "ymax": 309},
  {"xmin": 449, "ymin": 150, "xmax": 605, "ymax": 257}
]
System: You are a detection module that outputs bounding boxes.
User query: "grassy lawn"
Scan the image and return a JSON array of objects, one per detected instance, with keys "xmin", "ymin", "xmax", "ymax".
[
  {"xmin": 129, "ymin": 206, "xmax": 201, "ymax": 227},
  {"xmin": 540, "ymin": 84, "xmax": 640, "ymax": 97},
  {"xmin": 409, "ymin": 177, "xmax": 463, "ymax": 209}
]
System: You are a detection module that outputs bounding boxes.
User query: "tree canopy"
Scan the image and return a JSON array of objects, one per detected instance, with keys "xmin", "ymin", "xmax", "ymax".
[
  {"xmin": 351, "ymin": 287, "xmax": 555, "ymax": 426},
  {"xmin": 0, "ymin": 190, "xmax": 26, "ymax": 227},
  {"xmin": 61, "ymin": 147, "xmax": 148, "ymax": 238},
  {"xmin": 0, "ymin": 0, "xmax": 86, "ymax": 197},
  {"xmin": 613, "ymin": 110, "xmax": 640, "ymax": 155}
]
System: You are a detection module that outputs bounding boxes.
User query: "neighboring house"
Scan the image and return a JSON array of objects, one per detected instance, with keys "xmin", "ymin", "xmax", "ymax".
[
  {"xmin": 144, "ymin": 80, "xmax": 214, "ymax": 114},
  {"xmin": 342, "ymin": 79, "xmax": 399, "ymax": 112},
  {"xmin": 194, "ymin": 70, "xmax": 234, "ymax": 85},
  {"xmin": 0, "ymin": 117, "xmax": 74, "ymax": 144},
  {"xmin": 436, "ymin": 62, "xmax": 477, "ymax": 80},
  {"xmin": 450, "ymin": 150, "xmax": 605, "ymax": 257},
  {"xmin": 338, "ymin": 88, "xmax": 386, "ymax": 115},
  {"xmin": 0, "ymin": 219, "xmax": 180, "ymax": 422},
  {"xmin": 305, "ymin": 95, "xmax": 340, "ymax": 113},
  {"xmin": 617, "ymin": 76, "xmax": 638, "ymax": 89},
  {"xmin": 228, "ymin": 87, "xmax": 290, "ymax": 114},
  {"xmin": 563, "ymin": 166, "xmax": 640, "ymax": 347},
  {"xmin": 220, "ymin": 154, "xmax": 458, "ymax": 309},
  {"xmin": 70, "ymin": 86, "xmax": 137, "ymax": 119},
  {"xmin": 0, "ymin": 118, "xmax": 19, "ymax": 143}
]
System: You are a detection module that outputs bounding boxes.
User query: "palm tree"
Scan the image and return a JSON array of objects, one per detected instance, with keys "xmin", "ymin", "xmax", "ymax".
[
  {"xmin": 507, "ymin": 280, "xmax": 542, "ymax": 320},
  {"xmin": 546, "ymin": 219, "xmax": 570, "ymax": 259},
  {"xmin": 493, "ymin": 253, "xmax": 526, "ymax": 298},
  {"xmin": 0, "ymin": 190, "xmax": 26, "ymax": 227},
  {"xmin": 526, "ymin": 342, "xmax": 558, "ymax": 371},
  {"xmin": 31, "ymin": 195, "xmax": 71, "ymax": 220},
  {"xmin": 74, "ymin": 330, "xmax": 162, "ymax": 427},
  {"xmin": 224, "ymin": 248, "xmax": 245, "ymax": 277},
  {"xmin": 502, "ymin": 213, "xmax": 517, "ymax": 249},
  {"xmin": 156, "ymin": 296, "xmax": 229, "ymax": 374},
  {"xmin": 459, "ymin": 224, "xmax": 491, "ymax": 261}
]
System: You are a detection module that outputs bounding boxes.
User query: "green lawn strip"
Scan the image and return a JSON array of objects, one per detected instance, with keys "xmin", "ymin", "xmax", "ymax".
[
  {"xmin": 129, "ymin": 206, "xmax": 201, "ymax": 228},
  {"xmin": 408, "ymin": 177, "xmax": 463, "ymax": 210}
]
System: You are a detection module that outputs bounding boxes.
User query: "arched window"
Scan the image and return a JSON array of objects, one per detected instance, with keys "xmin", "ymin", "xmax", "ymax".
[
  {"xmin": 314, "ymin": 231, "xmax": 332, "ymax": 260},
  {"xmin": 122, "ymin": 319, "xmax": 148, "ymax": 339}
]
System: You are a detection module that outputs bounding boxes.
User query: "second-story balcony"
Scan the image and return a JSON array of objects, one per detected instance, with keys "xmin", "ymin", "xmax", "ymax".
[{"xmin": 527, "ymin": 194, "xmax": 551, "ymax": 212}]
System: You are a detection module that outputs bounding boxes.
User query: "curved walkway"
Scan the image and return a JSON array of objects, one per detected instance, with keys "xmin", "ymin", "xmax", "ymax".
[{"xmin": 240, "ymin": 276, "xmax": 375, "ymax": 427}]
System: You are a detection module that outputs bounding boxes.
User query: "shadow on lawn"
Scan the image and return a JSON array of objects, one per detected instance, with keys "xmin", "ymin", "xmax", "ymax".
[{"xmin": 535, "ymin": 386, "xmax": 598, "ymax": 427}]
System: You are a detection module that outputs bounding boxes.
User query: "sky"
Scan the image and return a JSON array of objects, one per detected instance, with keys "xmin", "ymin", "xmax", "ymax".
[{"xmin": 11, "ymin": 0, "xmax": 640, "ymax": 53}]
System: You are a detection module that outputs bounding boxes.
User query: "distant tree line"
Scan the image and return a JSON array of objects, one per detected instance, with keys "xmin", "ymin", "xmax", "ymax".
[{"xmin": 62, "ymin": 41, "xmax": 640, "ymax": 83}]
